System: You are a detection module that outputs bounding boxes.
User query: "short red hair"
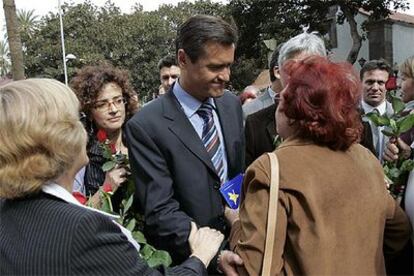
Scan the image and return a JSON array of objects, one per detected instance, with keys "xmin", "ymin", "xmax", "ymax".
[{"xmin": 280, "ymin": 56, "xmax": 362, "ymax": 150}]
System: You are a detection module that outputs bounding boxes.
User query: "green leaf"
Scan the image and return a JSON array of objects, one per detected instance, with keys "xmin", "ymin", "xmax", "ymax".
[
  {"xmin": 390, "ymin": 119, "xmax": 398, "ymax": 132},
  {"xmin": 102, "ymin": 160, "xmax": 117, "ymax": 172},
  {"xmin": 381, "ymin": 129, "xmax": 395, "ymax": 137},
  {"xmin": 132, "ymin": 230, "xmax": 147, "ymax": 244},
  {"xmin": 100, "ymin": 193, "xmax": 113, "ymax": 213},
  {"xmin": 141, "ymin": 244, "xmax": 155, "ymax": 261},
  {"xmin": 388, "ymin": 167, "xmax": 401, "ymax": 180},
  {"xmin": 400, "ymin": 159, "xmax": 414, "ymax": 172},
  {"xmin": 391, "ymin": 95, "xmax": 405, "ymax": 114},
  {"xmin": 364, "ymin": 112, "xmax": 390, "ymax": 127},
  {"xmin": 123, "ymin": 194, "xmax": 134, "ymax": 213},
  {"xmin": 146, "ymin": 250, "xmax": 173, "ymax": 268},
  {"xmin": 398, "ymin": 114, "xmax": 414, "ymax": 134},
  {"xmin": 101, "ymin": 145, "xmax": 113, "ymax": 159},
  {"xmin": 126, "ymin": 218, "xmax": 136, "ymax": 231}
]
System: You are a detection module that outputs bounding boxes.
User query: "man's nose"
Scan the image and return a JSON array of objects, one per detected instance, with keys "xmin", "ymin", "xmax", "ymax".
[
  {"xmin": 218, "ymin": 67, "xmax": 230, "ymax": 82},
  {"xmin": 168, "ymin": 77, "xmax": 175, "ymax": 85}
]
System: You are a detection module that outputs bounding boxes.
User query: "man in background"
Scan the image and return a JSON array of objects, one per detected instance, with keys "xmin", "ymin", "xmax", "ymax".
[
  {"xmin": 156, "ymin": 54, "xmax": 180, "ymax": 98},
  {"xmin": 360, "ymin": 59, "xmax": 393, "ymax": 161},
  {"xmin": 244, "ymin": 32, "xmax": 327, "ymax": 167}
]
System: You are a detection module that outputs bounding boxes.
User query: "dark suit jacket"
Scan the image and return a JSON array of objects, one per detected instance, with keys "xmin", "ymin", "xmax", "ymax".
[
  {"xmin": 245, "ymin": 104, "xmax": 277, "ymax": 167},
  {"xmin": 0, "ymin": 192, "xmax": 206, "ymax": 275},
  {"xmin": 125, "ymin": 89, "xmax": 244, "ymax": 264},
  {"xmin": 245, "ymin": 104, "xmax": 376, "ymax": 168}
]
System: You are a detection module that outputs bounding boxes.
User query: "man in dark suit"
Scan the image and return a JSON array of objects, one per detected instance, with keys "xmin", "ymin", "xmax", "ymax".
[
  {"xmin": 244, "ymin": 32, "xmax": 327, "ymax": 167},
  {"xmin": 125, "ymin": 15, "xmax": 244, "ymax": 267},
  {"xmin": 360, "ymin": 59, "xmax": 394, "ymax": 161}
]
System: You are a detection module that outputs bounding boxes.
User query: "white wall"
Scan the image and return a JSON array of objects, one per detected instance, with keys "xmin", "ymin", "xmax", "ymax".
[
  {"xmin": 329, "ymin": 13, "xmax": 369, "ymax": 70},
  {"xmin": 392, "ymin": 23, "xmax": 414, "ymax": 66}
]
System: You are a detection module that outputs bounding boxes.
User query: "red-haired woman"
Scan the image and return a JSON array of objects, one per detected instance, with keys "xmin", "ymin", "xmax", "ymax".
[{"xmin": 228, "ymin": 56, "xmax": 410, "ymax": 275}]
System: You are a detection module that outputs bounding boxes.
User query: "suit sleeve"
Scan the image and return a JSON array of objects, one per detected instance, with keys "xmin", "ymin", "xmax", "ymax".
[
  {"xmin": 125, "ymin": 118, "xmax": 193, "ymax": 264},
  {"xmin": 71, "ymin": 211, "xmax": 207, "ymax": 275},
  {"xmin": 229, "ymin": 155, "xmax": 288, "ymax": 275}
]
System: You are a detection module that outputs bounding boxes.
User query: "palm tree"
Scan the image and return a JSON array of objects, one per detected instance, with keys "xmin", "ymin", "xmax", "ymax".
[
  {"xmin": 0, "ymin": 39, "xmax": 11, "ymax": 77},
  {"xmin": 17, "ymin": 9, "xmax": 39, "ymax": 38},
  {"xmin": 3, "ymin": 0, "xmax": 25, "ymax": 80}
]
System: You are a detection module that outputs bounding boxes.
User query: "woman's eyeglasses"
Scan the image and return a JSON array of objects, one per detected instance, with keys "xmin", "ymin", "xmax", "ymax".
[{"xmin": 93, "ymin": 96, "xmax": 126, "ymax": 112}]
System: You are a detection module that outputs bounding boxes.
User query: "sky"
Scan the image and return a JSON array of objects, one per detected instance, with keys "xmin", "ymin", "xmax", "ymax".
[{"xmin": 1, "ymin": 0, "xmax": 414, "ymax": 36}]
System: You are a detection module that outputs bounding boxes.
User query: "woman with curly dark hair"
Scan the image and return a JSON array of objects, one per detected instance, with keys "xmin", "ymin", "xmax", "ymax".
[
  {"xmin": 70, "ymin": 64, "xmax": 139, "ymax": 204},
  {"xmin": 228, "ymin": 56, "xmax": 410, "ymax": 275}
]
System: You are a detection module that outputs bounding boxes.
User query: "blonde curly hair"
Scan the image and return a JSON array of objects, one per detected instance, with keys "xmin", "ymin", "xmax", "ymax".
[{"xmin": 0, "ymin": 79, "xmax": 87, "ymax": 199}]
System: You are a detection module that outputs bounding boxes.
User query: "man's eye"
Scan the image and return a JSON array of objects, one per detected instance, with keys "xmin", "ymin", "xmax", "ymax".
[{"xmin": 115, "ymin": 98, "xmax": 123, "ymax": 104}]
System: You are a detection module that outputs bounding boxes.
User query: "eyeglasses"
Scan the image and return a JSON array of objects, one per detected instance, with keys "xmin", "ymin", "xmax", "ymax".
[{"xmin": 93, "ymin": 96, "xmax": 126, "ymax": 112}]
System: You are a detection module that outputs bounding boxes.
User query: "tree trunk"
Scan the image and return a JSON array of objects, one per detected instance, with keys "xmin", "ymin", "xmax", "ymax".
[
  {"xmin": 3, "ymin": 0, "xmax": 25, "ymax": 80},
  {"xmin": 342, "ymin": 5, "xmax": 362, "ymax": 65}
]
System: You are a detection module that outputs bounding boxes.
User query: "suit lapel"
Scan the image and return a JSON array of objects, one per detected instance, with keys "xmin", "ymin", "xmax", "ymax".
[
  {"xmin": 266, "ymin": 105, "xmax": 277, "ymax": 146},
  {"xmin": 163, "ymin": 92, "xmax": 219, "ymax": 178}
]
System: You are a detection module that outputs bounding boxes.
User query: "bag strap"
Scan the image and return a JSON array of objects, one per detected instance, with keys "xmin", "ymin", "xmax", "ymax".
[{"xmin": 262, "ymin": 152, "xmax": 280, "ymax": 276}]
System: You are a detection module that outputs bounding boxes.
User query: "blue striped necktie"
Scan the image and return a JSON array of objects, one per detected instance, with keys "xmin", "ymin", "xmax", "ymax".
[{"xmin": 197, "ymin": 102, "xmax": 225, "ymax": 184}]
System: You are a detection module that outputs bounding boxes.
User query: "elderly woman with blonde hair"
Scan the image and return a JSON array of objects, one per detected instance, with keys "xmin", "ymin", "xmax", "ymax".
[{"xmin": 0, "ymin": 79, "xmax": 225, "ymax": 275}]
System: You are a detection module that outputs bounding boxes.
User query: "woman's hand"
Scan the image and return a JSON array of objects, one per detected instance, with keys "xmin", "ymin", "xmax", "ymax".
[
  {"xmin": 104, "ymin": 166, "xmax": 129, "ymax": 192},
  {"xmin": 188, "ymin": 222, "xmax": 224, "ymax": 268},
  {"xmin": 218, "ymin": 250, "xmax": 244, "ymax": 276}
]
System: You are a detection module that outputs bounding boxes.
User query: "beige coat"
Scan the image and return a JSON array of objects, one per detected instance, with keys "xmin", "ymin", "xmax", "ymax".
[{"xmin": 230, "ymin": 138, "xmax": 411, "ymax": 276}]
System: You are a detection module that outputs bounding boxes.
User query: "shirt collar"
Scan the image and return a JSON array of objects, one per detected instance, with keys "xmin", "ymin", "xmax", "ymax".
[
  {"xmin": 267, "ymin": 87, "xmax": 276, "ymax": 99},
  {"xmin": 361, "ymin": 100, "xmax": 386, "ymax": 115},
  {"xmin": 42, "ymin": 182, "xmax": 119, "ymax": 219},
  {"xmin": 173, "ymin": 81, "xmax": 216, "ymax": 118}
]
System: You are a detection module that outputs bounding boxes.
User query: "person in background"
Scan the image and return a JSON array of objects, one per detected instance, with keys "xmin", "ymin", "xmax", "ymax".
[
  {"xmin": 0, "ymin": 78, "xmax": 225, "ymax": 275},
  {"xmin": 383, "ymin": 55, "xmax": 414, "ymax": 275},
  {"xmin": 70, "ymin": 64, "xmax": 137, "ymax": 206},
  {"xmin": 239, "ymin": 85, "xmax": 258, "ymax": 105},
  {"xmin": 157, "ymin": 54, "xmax": 180, "ymax": 98},
  {"xmin": 242, "ymin": 44, "xmax": 284, "ymax": 119},
  {"xmin": 360, "ymin": 59, "xmax": 394, "ymax": 161},
  {"xmin": 244, "ymin": 32, "xmax": 326, "ymax": 167},
  {"xmin": 229, "ymin": 56, "xmax": 410, "ymax": 275}
]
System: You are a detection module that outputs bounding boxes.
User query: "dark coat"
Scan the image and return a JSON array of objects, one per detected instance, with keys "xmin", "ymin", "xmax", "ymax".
[
  {"xmin": 125, "ymin": 89, "xmax": 244, "ymax": 264},
  {"xmin": 0, "ymin": 192, "xmax": 206, "ymax": 275}
]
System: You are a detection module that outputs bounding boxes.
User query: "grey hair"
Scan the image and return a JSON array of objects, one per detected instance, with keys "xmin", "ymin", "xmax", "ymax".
[{"xmin": 278, "ymin": 32, "xmax": 326, "ymax": 67}]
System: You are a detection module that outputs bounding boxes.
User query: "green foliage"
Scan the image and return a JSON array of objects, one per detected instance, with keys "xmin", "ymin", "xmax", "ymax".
[
  {"xmin": 366, "ymin": 90, "xmax": 414, "ymax": 199},
  {"xmin": 21, "ymin": 0, "xmax": 228, "ymax": 101}
]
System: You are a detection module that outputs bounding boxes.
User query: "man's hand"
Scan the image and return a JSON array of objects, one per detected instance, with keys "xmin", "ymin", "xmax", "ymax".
[
  {"xmin": 218, "ymin": 250, "xmax": 243, "ymax": 276},
  {"xmin": 383, "ymin": 137, "xmax": 411, "ymax": 162},
  {"xmin": 188, "ymin": 222, "xmax": 224, "ymax": 268}
]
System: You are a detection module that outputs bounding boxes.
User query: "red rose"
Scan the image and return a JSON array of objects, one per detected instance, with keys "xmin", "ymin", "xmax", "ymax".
[
  {"xmin": 109, "ymin": 143, "xmax": 117, "ymax": 154},
  {"xmin": 97, "ymin": 129, "xmax": 108, "ymax": 143},
  {"xmin": 102, "ymin": 182, "xmax": 113, "ymax": 193},
  {"xmin": 72, "ymin": 192, "xmax": 87, "ymax": 205},
  {"xmin": 385, "ymin": 76, "xmax": 397, "ymax": 91}
]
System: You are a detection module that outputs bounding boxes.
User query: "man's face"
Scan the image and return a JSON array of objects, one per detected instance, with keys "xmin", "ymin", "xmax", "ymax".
[
  {"xmin": 362, "ymin": 69, "xmax": 389, "ymax": 107},
  {"xmin": 178, "ymin": 42, "xmax": 235, "ymax": 102},
  {"xmin": 159, "ymin": 65, "xmax": 180, "ymax": 93}
]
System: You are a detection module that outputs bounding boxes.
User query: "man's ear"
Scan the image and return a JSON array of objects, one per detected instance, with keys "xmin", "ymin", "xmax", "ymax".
[
  {"xmin": 177, "ymin": 49, "xmax": 187, "ymax": 68},
  {"xmin": 273, "ymin": 66, "xmax": 280, "ymax": 80}
]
